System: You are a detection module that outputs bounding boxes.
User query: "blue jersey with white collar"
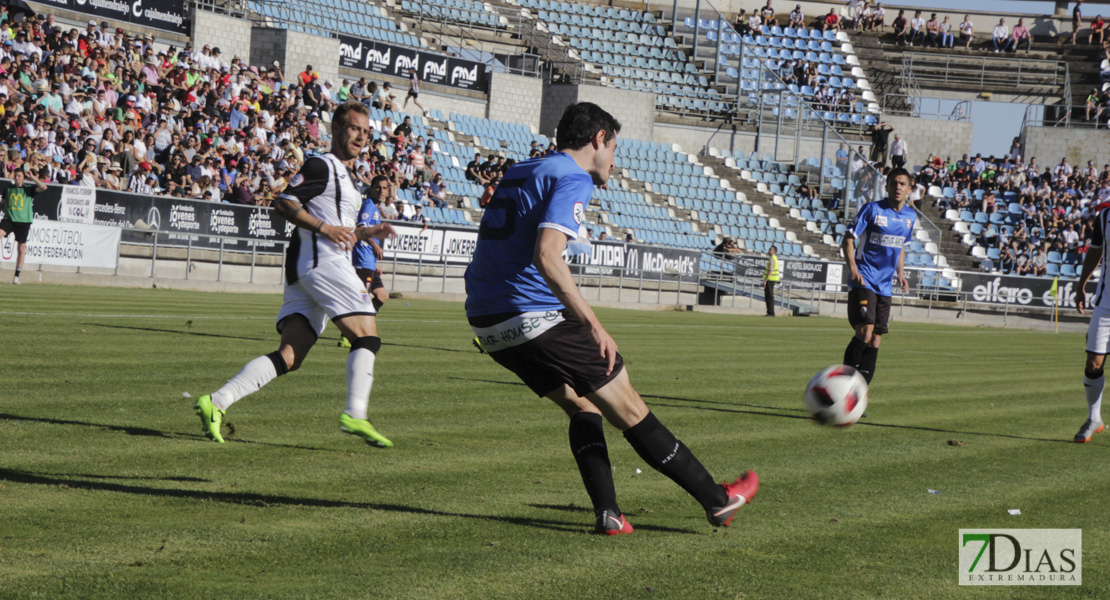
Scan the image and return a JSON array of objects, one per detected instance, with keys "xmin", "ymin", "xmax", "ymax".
[
  {"xmin": 352, "ymin": 197, "xmax": 381, "ymax": 270},
  {"xmin": 464, "ymin": 152, "xmax": 592, "ymax": 316},
  {"xmin": 847, "ymin": 199, "xmax": 916, "ymax": 296}
]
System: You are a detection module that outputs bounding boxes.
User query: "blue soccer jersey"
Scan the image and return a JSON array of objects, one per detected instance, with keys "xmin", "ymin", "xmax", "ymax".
[
  {"xmin": 464, "ymin": 152, "xmax": 592, "ymax": 316},
  {"xmin": 847, "ymin": 199, "xmax": 916, "ymax": 296},
  {"xmin": 352, "ymin": 197, "xmax": 382, "ymax": 270}
]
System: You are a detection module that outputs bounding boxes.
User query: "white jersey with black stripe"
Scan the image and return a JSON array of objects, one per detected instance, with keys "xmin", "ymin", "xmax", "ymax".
[
  {"xmin": 1091, "ymin": 206, "xmax": 1110, "ymax": 309},
  {"xmin": 279, "ymin": 153, "xmax": 362, "ymax": 284}
]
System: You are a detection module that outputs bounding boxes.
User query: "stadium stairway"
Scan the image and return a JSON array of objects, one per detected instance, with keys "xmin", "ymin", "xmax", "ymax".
[
  {"xmin": 471, "ymin": 0, "xmax": 601, "ymax": 82},
  {"xmin": 914, "ymin": 197, "xmax": 979, "ymax": 272},
  {"xmin": 389, "ymin": 0, "xmax": 545, "ymax": 64},
  {"xmin": 696, "ymin": 154, "xmax": 838, "ymax": 261},
  {"xmin": 604, "ymin": 172, "xmax": 708, "ymax": 243}
]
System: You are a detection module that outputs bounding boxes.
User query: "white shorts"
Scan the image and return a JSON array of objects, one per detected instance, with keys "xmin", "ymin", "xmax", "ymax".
[
  {"xmin": 1086, "ymin": 305, "xmax": 1110, "ymax": 354},
  {"xmin": 276, "ymin": 258, "xmax": 376, "ymax": 338}
]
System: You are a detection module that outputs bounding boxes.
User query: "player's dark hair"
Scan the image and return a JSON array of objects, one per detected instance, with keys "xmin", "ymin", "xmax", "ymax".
[
  {"xmin": 556, "ymin": 102, "xmax": 621, "ymax": 151},
  {"xmin": 331, "ymin": 100, "xmax": 370, "ymax": 134},
  {"xmin": 887, "ymin": 167, "xmax": 914, "ymax": 183},
  {"xmin": 371, "ymin": 174, "xmax": 390, "ymax": 188}
]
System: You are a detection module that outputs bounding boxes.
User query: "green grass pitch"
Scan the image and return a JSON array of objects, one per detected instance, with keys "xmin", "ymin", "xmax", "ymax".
[{"xmin": 0, "ymin": 285, "xmax": 1107, "ymax": 599}]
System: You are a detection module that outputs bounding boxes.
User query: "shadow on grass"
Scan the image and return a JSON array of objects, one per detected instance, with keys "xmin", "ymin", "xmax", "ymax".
[
  {"xmin": 0, "ymin": 413, "xmax": 335, "ymax": 452},
  {"xmin": 0, "ymin": 468, "xmax": 695, "ymax": 534},
  {"xmin": 648, "ymin": 402, "xmax": 1080, "ymax": 444},
  {"xmin": 85, "ymin": 322, "xmax": 269, "ymax": 342},
  {"xmin": 25, "ymin": 471, "xmax": 210, "ymax": 483},
  {"xmin": 447, "ymin": 377, "xmax": 808, "ymax": 414},
  {"xmin": 382, "ymin": 341, "xmax": 475, "ymax": 354},
  {"xmin": 447, "ymin": 377, "xmax": 1078, "ymax": 445}
]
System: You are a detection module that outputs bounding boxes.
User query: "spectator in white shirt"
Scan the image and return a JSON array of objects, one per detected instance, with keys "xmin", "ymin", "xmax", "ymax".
[
  {"xmin": 959, "ymin": 15, "xmax": 975, "ymax": 48},
  {"xmin": 992, "ymin": 19, "xmax": 1009, "ymax": 52},
  {"xmin": 788, "ymin": 6, "xmax": 804, "ymax": 29},
  {"xmin": 890, "ymin": 135, "xmax": 908, "ymax": 168},
  {"xmin": 908, "ymin": 11, "xmax": 926, "ymax": 46},
  {"xmin": 1055, "ymin": 158, "xmax": 1074, "ymax": 178}
]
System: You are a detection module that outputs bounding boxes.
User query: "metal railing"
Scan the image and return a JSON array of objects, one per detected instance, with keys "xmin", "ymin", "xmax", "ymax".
[
  {"xmin": 119, "ymin": 227, "xmax": 287, "ymax": 285},
  {"xmin": 1021, "ymin": 103, "xmax": 1107, "ymax": 130},
  {"xmin": 192, "ymin": 0, "xmax": 249, "ymax": 18},
  {"xmin": 110, "ymin": 223, "xmax": 1087, "ymax": 330},
  {"xmin": 900, "ymin": 52, "xmax": 1069, "ymax": 91},
  {"xmin": 879, "ymin": 94, "xmax": 972, "ymax": 120},
  {"xmin": 407, "ymin": 2, "xmax": 542, "ymax": 79}
]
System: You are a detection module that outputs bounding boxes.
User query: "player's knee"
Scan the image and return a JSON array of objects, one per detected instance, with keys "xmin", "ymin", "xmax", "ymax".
[
  {"xmin": 349, "ymin": 336, "xmax": 381, "ymax": 354},
  {"xmin": 267, "ymin": 350, "xmax": 293, "ymax": 375},
  {"xmin": 1085, "ymin": 365, "xmax": 1104, "ymax": 379}
]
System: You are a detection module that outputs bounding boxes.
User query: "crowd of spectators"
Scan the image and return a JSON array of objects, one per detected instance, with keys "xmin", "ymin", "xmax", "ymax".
[
  {"xmin": 0, "ymin": 8, "xmax": 466, "ymax": 218},
  {"xmin": 917, "ymin": 145, "xmax": 1109, "ymax": 276}
]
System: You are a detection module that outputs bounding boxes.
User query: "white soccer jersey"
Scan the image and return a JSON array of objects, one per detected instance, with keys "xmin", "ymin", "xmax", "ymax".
[
  {"xmin": 279, "ymin": 153, "xmax": 363, "ymax": 284},
  {"xmin": 1090, "ymin": 206, "xmax": 1110, "ymax": 310}
]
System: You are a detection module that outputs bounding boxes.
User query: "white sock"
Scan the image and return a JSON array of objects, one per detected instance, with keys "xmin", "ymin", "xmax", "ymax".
[
  {"xmin": 212, "ymin": 355, "xmax": 279, "ymax": 411},
  {"xmin": 1084, "ymin": 374, "xmax": 1105, "ymax": 423},
  {"xmin": 344, "ymin": 348, "xmax": 376, "ymax": 420}
]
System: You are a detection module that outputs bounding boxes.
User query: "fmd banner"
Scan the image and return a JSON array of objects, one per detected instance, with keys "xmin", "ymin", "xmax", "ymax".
[
  {"xmin": 30, "ymin": 0, "xmax": 190, "ymax": 35},
  {"xmin": 338, "ymin": 34, "xmax": 488, "ymax": 92}
]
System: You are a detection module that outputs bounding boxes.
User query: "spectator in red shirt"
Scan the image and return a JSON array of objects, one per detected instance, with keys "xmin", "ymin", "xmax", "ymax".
[
  {"xmin": 298, "ymin": 64, "xmax": 314, "ymax": 86},
  {"xmin": 1090, "ymin": 15, "xmax": 1106, "ymax": 45},
  {"xmin": 821, "ymin": 9, "xmax": 840, "ymax": 32}
]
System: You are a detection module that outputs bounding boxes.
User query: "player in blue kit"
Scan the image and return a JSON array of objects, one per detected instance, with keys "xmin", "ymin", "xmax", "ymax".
[
  {"xmin": 841, "ymin": 167, "xmax": 917, "ymax": 385},
  {"xmin": 339, "ymin": 175, "xmax": 391, "ymax": 348},
  {"xmin": 465, "ymin": 103, "xmax": 758, "ymax": 535}
]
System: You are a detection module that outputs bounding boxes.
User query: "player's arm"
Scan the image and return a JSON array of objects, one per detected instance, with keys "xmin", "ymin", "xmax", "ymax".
[
  {"xmin": 896, "ymin": 247, "xmax": 908, "ymax": 293},
  {"xmin": 841, "ymin": 205, "xmax": 870, "ymax": 286},
  {"xmin": 354, "ymin": 222, "xmax": 395, "ymax": 244},
  {"xmin": 1076, "ymin": 246, "xmax": 1102, "ymax": 314},
  {"xmin": 25, "ymin": 170, "xmax": 47, "ymax": 192},
  {"xmin": 841, "ymin": 235, "xmax": 863, "ymax": 285},
  {"xmin": 534, "ymin": 227, "xmax": 619, "ymax": 375}
]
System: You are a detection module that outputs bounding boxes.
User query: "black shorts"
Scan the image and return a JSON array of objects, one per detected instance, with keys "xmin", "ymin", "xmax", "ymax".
[
  {"xmin": 847, "ymin": 288, "xmax": 892, "ymax": 335},
  {"xmin": 406, "ymin": 90, "xmax": 418, "ymax": 99},
  {"xmin": 469, "ymin": 312, "xmax": 625, "ymax": 397},
  {"xmin": 355, "ymin": 267, "xmax": 385, "ymax": 292},
  {"xmin": 0, "ymin": 219, "xmax": 31, "ymax": 243}
]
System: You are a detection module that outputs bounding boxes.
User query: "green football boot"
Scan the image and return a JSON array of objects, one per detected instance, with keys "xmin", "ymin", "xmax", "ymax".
[
  {"xmin": 195, "ymin": 394, "xmax": 225, "ymax": 443},
  {"xmin": 339, "ymin": 413, "xmax": 393, "ymax": 448},
  {"xmin": 338, "ymin": 336, "xmax": 352, "ymax": 348}
]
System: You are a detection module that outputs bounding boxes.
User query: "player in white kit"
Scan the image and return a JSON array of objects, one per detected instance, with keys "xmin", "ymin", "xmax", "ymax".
[
  {"xmin": 1075, "ymin": 205, "xmax": 1110, "ymax": 443},
  {"xmin": 194, "ymin": 101, "xmax": 396, "ymax": 447}
]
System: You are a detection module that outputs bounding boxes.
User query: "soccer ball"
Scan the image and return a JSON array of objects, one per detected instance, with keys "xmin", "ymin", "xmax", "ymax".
[{"xmin": 804, "ymin": 365, "xmax": 869, "ymax": 426}]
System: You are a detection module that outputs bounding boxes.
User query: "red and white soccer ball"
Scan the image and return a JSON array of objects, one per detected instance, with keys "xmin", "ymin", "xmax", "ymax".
[{"xmin": 804, "ymin": 365, "xmax": 869, "ymax": 426}]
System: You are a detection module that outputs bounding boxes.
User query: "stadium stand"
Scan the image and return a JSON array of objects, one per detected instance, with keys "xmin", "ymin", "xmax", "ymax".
[
  {"xmin": 247, "ymin": 0, "xmax": 425, "ymax": 48},
  {"xmin": 916, "ymin": 152, "xmax": 1099, "ymax": 278}
]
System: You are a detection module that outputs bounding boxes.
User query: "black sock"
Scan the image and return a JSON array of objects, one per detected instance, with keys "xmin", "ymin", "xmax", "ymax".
[
  {"xmin": 568, "ymin": 412, "xmax": 619, "ymax": 517},
  {"xmin": 14, "ymin": 268, "xmax": 21, "ymax": 277},
  {"xmin": 844, "ymin": 336, "xmax": 866, "ymax": 369},
  {"xmin": 372, "ymin": 297, "xmax": 384, "ymax": 312},
  {"xmin": 623, "ymin": 412, "xmax": 726, "ymax": 510},
  {"xmin": 859, "ymin": 346, "xmax": 879, "ymax": 384}
]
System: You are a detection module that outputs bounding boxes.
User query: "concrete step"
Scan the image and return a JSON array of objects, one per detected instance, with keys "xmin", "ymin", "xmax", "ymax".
[
  {"xmin": 918, "ymin": 201, "xmax": 981, "ymax": 272},
  {"xmin": 696, "ymin": 155, "xmax": 840, "ymax": 261}
]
